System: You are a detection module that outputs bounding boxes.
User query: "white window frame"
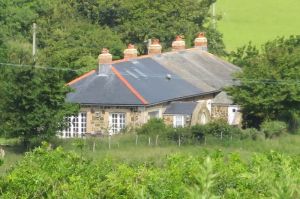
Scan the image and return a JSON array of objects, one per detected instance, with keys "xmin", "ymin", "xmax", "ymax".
[
  {"xmin": 109, "ymin": 113, "xmax": 126, "ymax": 135},
  {"xmin": 61, "ymin": 112, "xmax": 87, "ymax": 138},
  {"xmin": 173, "ymin": 115, "xmax": 185, "ymax": 128},
  {"xmin": 148, "ymin": 111, "xmax": 160, "ymax": 119}
]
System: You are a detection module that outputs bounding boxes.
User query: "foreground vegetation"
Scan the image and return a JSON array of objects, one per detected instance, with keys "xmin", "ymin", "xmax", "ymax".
[{"xmin": 0, "ymin": 142, "xmax": 300, "ymax": 198}]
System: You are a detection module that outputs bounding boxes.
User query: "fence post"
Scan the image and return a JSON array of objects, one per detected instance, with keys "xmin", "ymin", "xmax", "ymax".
[
  {"xmin": 135, "ymin": 135, "xmax": 138, "ymax": 146},
  {"xmin": 108, "ymin": 135, "xmax": 111, "ymax": 149},
  {"xmin": 178, "ymin": 136, "xmax": 181, "ymax": 147},
  {"xmin": 148, "ymin": 137, "xmax": 151, "ymax": 146},
  {"xmin": 204, "ymin": 136, "xmax": 207, "ymax": 145},
  {"xmin": 155, "ymin": 135, "xmax": 159, "ymax": 146}
]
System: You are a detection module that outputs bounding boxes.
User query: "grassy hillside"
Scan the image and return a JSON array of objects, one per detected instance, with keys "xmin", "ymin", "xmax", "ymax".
[{"xmin": 217, "ymin": 0, "xmax": 300, "ymax": 51}]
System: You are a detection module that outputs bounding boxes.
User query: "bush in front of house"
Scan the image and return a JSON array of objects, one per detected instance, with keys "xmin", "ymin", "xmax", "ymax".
[
  {"xmin": 260, "ymin": 120, "xmax": 287, "ymax": 139},
  {"xmin": 241, "ymin": 128, "xmax": 265, "ymax": 141},
  {"xmin": 136, "ymin": 118, "xmax": 168, "ymax": 135},
  {"xmin": 166, "ymin": 127, "xmax": 194, "ymax": 144},
  {"xmin": 205, "ymin": 120, "xmax": 242, "ymax": 140},
  {"xmin": 190, "ymin": 124, "xmax": 209, "ymax": 141}
]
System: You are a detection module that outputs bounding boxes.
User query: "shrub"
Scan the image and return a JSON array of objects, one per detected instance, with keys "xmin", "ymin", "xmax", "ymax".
[
  {"xmin": 136, "ymin": 118, "xmax": 167, "ymax": 135},
  {"xmin": 191, "ymin": 124, "xmax": 209, "ymax": 141},
  {"xmin": 260, "ymin": 120, "xmax": 287, "ymax": 138},
  {"xmin": 1, "ymin": 146, "xmax": 300, "ymax": 198},
  {"xmin": 241, "ymin": 128, "xmax": 265, "ymax": 140},
  {"xmin": 205, "ymin": 120, "xmax": 242, "ymax": 139},
  {"xmin": 166, "ymin": 127, "xmax": 193, "ymax": 144}
]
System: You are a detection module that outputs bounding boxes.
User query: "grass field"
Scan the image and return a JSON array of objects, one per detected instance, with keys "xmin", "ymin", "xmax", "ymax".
[
  {"xmin": 216, "ymin": 0, "xmax": 300, "ymax": 51},
  {"xmin": 1, "ymin": 133, "xmax": 300, "ymax": 176}
]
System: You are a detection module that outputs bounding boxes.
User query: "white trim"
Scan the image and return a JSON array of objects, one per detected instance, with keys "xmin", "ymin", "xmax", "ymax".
[
  {"xmin": 61, "ymin": 112, "xmax": 87, "ymax": 138},
  {"xmin": 109, "ymin": 112, "xmax": 126, "ymax": 135},
  {"xmin": 173, "ymin": 115, "xmax": 185, "ymax": 128}
]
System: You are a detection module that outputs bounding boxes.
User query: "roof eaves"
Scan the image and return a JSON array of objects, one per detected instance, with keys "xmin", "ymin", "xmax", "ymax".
[
  {"xmin": 67, "ymin": 70, "xmax": 96, "ymax": 86},
  {"xmin": 145, "ymin": 89, "xmax": 220, "ymax": 107},
  {"xmin": 78, "ymin": 103, "xmax": 145, "ymax": 107}
]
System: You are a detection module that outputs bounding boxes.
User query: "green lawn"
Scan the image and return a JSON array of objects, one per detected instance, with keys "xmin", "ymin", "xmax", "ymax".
[{"xmin": 216, "ymin": 0, "xmax": 300, "ymax": 51}]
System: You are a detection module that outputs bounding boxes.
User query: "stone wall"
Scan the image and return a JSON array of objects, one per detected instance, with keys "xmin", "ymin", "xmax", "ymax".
[
  {"xmin": 211, "ymin": 105, "xmax": 228, "ymax": 121},
  {"xmin": 81, "ymin": 105, "xmax": 165, "ymax": 134},
  {"xmin": 163, "ymin": 115, "xmax": 173, "ymax": 126}
]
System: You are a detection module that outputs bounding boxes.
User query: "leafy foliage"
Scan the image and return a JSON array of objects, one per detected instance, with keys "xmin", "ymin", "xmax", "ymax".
[
  {"xmin": 74, "ymin": 0, "xmax": 225, "ymax": 55},
  {"xmin": 260, "ymin": 120, "xmax": 287, "ymax": 139},
  {"xmin": 136, "ymin": 118, "xmax": 168, "ymax": 136},
  {"xmin": 0, "ymin": 68, "xmax": 78, "ymax": 146},
  {"xmin": 1, "ymin": 145, "xmax": 300, "ymax": 198},
  {"xmin": 227, "ymin": 36, "xmax": 300, "ymax": 128},
  {"xmin": 0, "ymin": 0, "xmax": 225, "ymax": 75},
  {"xmin": 240, "ymin": 128, "xmax": 265, "ymax": 141}
]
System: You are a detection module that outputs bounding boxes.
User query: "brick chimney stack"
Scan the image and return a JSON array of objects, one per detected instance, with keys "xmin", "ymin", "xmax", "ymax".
[
  {"xmin": 98, "ymin": 48, "xmax": 112, "ymax": 76},
  {"xmin": 148, "ymin": 39, "xmax": 162, "ymax": 55},
  {"xmin": 98, "ymin": 48, "xmax": 112, "ymax": 64},
  {"xmin": 172, "ymin": 35, "xmax": 185, "ymax": 51},
  {"xmin": 124, "ymin": 44, "xmax": 138, "ymax": 59},
  {"xmin": 194, "ymin": 32, "xmax": 208, "ymax": 51}
]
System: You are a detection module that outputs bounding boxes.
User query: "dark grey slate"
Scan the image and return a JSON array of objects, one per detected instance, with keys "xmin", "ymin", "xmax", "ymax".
[
  {"xmin": 212, "ymin": 91, "xmax": 233, "ymax": 105},
  {"xmin": 66, "ymin": 70, "xmax": 143, "ymax": 105},
  {"xmin": 113, "ymin": 57, "xmax": 203, "ymax": 104},
  {"xmin": 164, "ymin": 101, "xmax": 197, "ymax": 115},
  {"xmin": 152, "ymin": 49, "xmax": 241, "ymax": 92},
  {"xmin": 67, "ymin": 48, "xmax": 240, "ymax": 106}
]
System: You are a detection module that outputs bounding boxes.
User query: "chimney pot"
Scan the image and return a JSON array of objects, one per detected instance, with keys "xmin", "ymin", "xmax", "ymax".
[
  {"xmin": 172, "ymin": 35, "xmax": 185, "ymax": 51},
  {"xmin": 97, "ymin": 48, "xmax": 112, "ymax": 76},
  {"xmin": 194, "ymin": 32, "xmax": 208, "ymax": 51},
  {"xmin": 98, "ymin": 48, "xmax": 112, "ymax": 64},
  {"xmin": 148, "ymin": 39, "xmax": 162, "ymax": 55},
  {"xmin": 124, "ymin": 44, "xmax": 138, "ymax": 59}
]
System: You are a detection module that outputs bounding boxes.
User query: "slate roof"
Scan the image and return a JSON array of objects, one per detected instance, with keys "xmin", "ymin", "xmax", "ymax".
[
  {"xmin": 67, "ymin": 70, "xmax": 143, "ymax": 106},
  {"xmin": 212, "ymin": 91, "xmax": 234, "ymax": 105},
  {"xmin": 164, "ymin": 102, "xmax": 197, "ymax": 115},
  {"xmin": 67, "ymin": 48, "xmax": 239, "ymax": 106},
  {"xmin": 153, "ymin": 49, "xmax": 241, "ymax": 92},
  {"xmin": 113, "ymin": 58, "xmax": 202, "ymax": 105}
]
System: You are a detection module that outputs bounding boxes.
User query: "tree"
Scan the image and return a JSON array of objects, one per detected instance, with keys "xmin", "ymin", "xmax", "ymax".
[
  {"xmin": 226, "ymin": 36, "xmax": 300, "ymax": 128},
  {"xmin": 74, "ymin": 0, "xmax": 226, "ymax": 55},
  {"xmin": 0, "ymin": 67, "xmax": 78, "ymax": 147}
]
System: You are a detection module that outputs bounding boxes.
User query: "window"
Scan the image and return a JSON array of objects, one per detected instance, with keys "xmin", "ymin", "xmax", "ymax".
[
  {"xmin": 61, "ymin": 112, "xmax": 87, "ymax": 138},
  {"xmin": 148, "ymin": 111, "xmax": 159, "ymax": 119},
  {"xmin": 109, "ymin": 113, "xmax": 126, "ymax": 134},
  {"xmin": 173, "ymin": 115, "xmax": 184, "ymax": 128},
  {"xmin": 200, "ymin": 112, "xmax": 208, "ymax": 125}
]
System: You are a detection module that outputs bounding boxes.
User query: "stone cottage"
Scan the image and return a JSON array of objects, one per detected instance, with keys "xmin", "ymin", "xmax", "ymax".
[{"xmin": 61, "ymin": 33, "xmax": 242, "ymax": 138}]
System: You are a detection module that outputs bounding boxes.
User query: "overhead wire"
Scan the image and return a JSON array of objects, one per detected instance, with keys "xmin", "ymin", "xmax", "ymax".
[{"xmin": 0, "ymin": 62, "xmax": 300, "ymax": 85}]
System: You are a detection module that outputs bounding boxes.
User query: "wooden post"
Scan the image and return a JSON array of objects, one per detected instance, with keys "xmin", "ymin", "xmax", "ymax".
[
  {"xmin": 155, "ymin": 135, "xmax": 159, "ymax": 146},
  {"xmin": 204, "ymin": 136, "xmax": 207, "ymax": 145},
  {"xmin": 178, "ymin": 136, "xmax": 181, "ymax": 147},
  {"xmin": 135, "ymin": 135, "xmax": 138, "ymax": 146},
  {"xmin": 148, "ymin": 137, "xmax": 151, "ymax": 146},
  {"xmin": 221, "ymin": 131, "xmax": 223, "ymax": 140}
]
